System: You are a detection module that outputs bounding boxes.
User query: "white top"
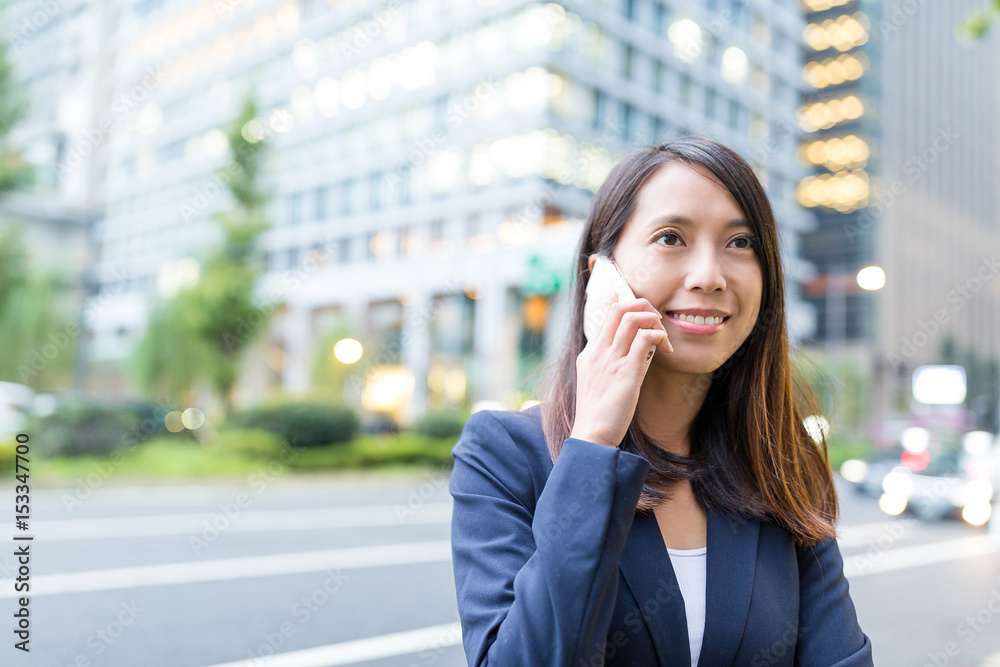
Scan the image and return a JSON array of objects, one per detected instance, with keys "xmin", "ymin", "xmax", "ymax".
[{"xmin": 666, "ymin": 546, "xmax": 707, "ymax": 667}]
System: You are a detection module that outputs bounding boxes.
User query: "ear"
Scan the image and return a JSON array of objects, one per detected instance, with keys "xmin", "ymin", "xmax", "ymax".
[{"xmin": 587, "ymin": 253, "xmax": 597, "ymax": 274}]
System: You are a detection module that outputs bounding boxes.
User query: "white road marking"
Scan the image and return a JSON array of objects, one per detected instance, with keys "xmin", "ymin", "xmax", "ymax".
[
  {"xmin": 205, "ymin": 621, "xmax": 463, "ymax": 667},
  {"xmin": 843, "ymin": 534, "xmax": 1000, "ymax": 579},
  {"xmin": 836, "ymin": 520, "xmax": 910, "ymax": 549},
  {"xmin": 0, "ymin": 540, "xmax": 453, "ymax": 598},
  {"xmin": 29, "ymin": 504, "xmax": 453, "ymax": 541}
]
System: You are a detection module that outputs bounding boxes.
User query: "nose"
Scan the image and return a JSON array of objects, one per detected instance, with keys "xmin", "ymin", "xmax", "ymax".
[{"xmin": 683, "ymin": 245, "xmax": 727, "ymax": 293}]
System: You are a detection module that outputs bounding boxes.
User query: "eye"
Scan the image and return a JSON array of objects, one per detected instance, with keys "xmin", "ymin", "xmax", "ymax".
[
  {"xmin": 729, "ymin": 235, "xmax": 758, "ymax": 250},
  {"xmin": 653, "ymin": 231, "xmax": 682, "ymax": 246}
]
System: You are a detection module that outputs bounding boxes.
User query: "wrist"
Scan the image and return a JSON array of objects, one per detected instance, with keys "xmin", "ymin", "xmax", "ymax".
[{"xmin": 569, "ymin": 429, "xmax": 618, "ymax": 448}]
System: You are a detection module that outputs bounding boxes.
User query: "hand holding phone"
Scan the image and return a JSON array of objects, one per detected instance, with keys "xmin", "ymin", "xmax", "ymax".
[{"xmin": 572, "ymin": 255, "xmax": 673, "ymax": 448}]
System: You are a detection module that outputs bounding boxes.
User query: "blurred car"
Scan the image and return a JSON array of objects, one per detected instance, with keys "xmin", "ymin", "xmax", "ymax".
[{"xmin": 840, "ymin": 428, "xmax": 996, "ymax": 526}]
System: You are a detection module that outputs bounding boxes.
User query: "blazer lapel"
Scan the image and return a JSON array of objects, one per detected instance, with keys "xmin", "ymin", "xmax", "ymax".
[
  {"xmin": 618, "ymin": 507, "xmax": 760, "ymax": 666},
  {"xmin": 619, "ymin": 510, "xmax": 691, "ymax": 666},
  {"xmin": 700, "ymin": 508, "xmax": 760, "ymax": 664}
]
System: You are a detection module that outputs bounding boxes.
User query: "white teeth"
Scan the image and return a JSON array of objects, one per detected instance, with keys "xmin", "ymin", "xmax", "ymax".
[{"xmin": 669, "ymin": 313, "xmax": 724, "ymax": 325}]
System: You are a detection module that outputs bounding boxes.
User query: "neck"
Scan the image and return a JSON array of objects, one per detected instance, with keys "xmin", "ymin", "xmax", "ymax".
[{"xmin": 634, "ymin": 364, "xmax": 712, "ymax": 457}]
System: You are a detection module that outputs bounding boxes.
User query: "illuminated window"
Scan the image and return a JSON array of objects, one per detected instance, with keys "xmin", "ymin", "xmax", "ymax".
[{"xmin": 804, "ymin": 13, "xmax": 869, "ymax": 53}]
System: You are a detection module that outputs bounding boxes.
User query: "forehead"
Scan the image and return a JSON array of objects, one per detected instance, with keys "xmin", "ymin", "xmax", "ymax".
[{"xmin": 629, "ymin": 161, "xmax": 747, "ymax": 231}]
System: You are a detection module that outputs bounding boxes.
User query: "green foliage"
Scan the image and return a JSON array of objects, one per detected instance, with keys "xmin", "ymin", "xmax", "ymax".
[
  {"xmin": 0, "ymin": 439, "xmax": 17, "ymax": 471},
  {"xmin": 791, "ymin": 350, "xmax": 872, "ymax": 439},
  {"xmin": 412, "ymin": 409, "xmax": 469, "ymax": 439},
  {"xmin": 961, "ymin": 0, "xmax": 1000, "ymax": 39},
  {"xmin": 0, "ymin": 266, "xmax": 73, "ymax": 388},
  {"xmin": 0, "ymin": 36, "xmax": 32, "ymax": 197},
  {"xmin": 287, "ymin": 433, "xmax": 456, "ymax": 470},
  {"xmin": 226, "ymin": 402, "xmax": 359, "ymax": 448},
  {"xmin": 0, "ymin": 226, "xmax": 28, "ymax": 307},
  {"xmin": 826, "ymin": 438, "xmax": 874, "ymax": 472},
  {"xmin": 129, "ymin": 94, "xmax": 276, "ymax": 414},
  {"xmin": 29, "ymin": 402, "xmax": 187, "ymax": 458},
  {"xmin": 222, "ymin": 97, "xmax": 270, "ymax": 216},
  {"xmin": 128, "ymin": 298, "xmax": 204, "ymax": 405},
  {"xmin": 204, "ymin": 427, "xmax": 289, "ymax": 460}
]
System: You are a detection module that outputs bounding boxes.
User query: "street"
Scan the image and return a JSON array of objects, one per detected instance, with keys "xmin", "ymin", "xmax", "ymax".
[{"xmin": 0, "ymin": 468, "xmax": 998, "ymax": 667}]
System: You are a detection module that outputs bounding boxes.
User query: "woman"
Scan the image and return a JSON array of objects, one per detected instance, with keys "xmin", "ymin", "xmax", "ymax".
[{"xmin": 448, "ymin": 137, "xmax": 874, "ymax": 666}]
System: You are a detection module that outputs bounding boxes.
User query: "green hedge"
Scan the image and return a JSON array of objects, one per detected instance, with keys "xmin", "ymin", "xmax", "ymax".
[
  {"xmin": 29, "ymin": 401, "xmax": 187, "ymax": 458},
  {"xmin": 0, "ymin": 440, "xmax": 18, "ymax": 471},
  {"xmin": 412, "ymin": 409, "xmax": 468, "ymax": 439},
  {"xmin": 287, "ymin": 433, "xmax": 456, "ymax": 470},
  {"xmin": 206, "ymin": 428, "xmax": 289, "ymax": 460},
  {"xmin": 226, "ymin": 402, "xmax": 359, "ymax": 448}
]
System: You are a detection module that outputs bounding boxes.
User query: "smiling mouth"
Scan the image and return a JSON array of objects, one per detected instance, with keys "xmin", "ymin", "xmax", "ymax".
[{"xmin": 666, "ymin": 312, "xmax": 730, "ymax": 326}]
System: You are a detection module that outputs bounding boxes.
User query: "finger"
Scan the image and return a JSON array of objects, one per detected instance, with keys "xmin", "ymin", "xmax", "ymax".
[
  {"xmin": 610, "ymin": 310, "xmax": 666, "ymax": 358},
  {"xmin": 630, "ymin": 329, "xmax": 666, "ymax": 368}
]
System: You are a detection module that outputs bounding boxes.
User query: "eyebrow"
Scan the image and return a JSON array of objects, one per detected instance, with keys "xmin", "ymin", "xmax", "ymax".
[{"xmin": 647, "ymin": 214, "xmax": 752, "ymax": 230}]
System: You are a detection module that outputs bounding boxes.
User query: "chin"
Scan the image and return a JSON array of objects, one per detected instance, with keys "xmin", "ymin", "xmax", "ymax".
[{"xmin": 655, "ymin": 355, "xmax": 728, "ymax": 377}]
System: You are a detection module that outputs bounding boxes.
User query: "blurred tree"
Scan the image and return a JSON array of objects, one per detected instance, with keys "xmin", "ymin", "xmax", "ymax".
[
  {"xmin": 0, "ymin": 225, "xmax": 27, "ymax": 313},
  {"xmin": 129, "ymin": 297, "xmax": 204, "ymax": 406},
  {"xmin": 0, "ymin": 267, "xmax": 74, "ymax": 389},
  {"xmin": 0, "ymin": 42, "xmax": 69, "ymax": 389},
  {"xmin": 0, "ymin": 36, "xmax": 32, "ymax": 197},
  {"xmin": 129, "ymin": 96, "xmax": 279, "ymax": 416},
  {"xmin": 961, "ymin": 0, "xmax": 1000, "ymax": 39},
  {"xmin": 791, "ymin": 349, "xmax": 872, "ymax": 440}
]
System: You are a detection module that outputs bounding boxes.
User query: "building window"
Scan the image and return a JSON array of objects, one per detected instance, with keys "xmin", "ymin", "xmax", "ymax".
[
  {"xmin": 338, "ymin": 237, "xmax": 350, "ymax": 263},
  {"xmin": 399, "ymin": 225, "xmax": 414, "ymax": 256},
  {"xmin": 288, "ymin": 192, "xmax": 302, "ymax": 226},
  {"xmin": 623, "ymin": 44, "xmax": 634, "ymax": 79},
  {"xmin": 315, "ymin": 186, "xmax": 327, "ymax": 221},
  {"xmin": 434, "ymin": 94, "xmax": 448, "ymax": 132},
  {"xmin": 399, "ymin": 169, "xmax": 412, "ymax": 205},
  {"xmin": 728, "ymin": 100, "xmax": 740, "ymax": 130},
  {"xmin": 624, "ymin": 0, "xmax": 636, "ymax": 20},
  {"xmin": 593, "ymin": 89, "xmax": 605, "ymax": 130},
  {"xmin": 655, "ymin": 2, "xmax": 667, "ymax": 36},
  {"xmin": 341, "ymin": 179, "xmax": 353, "ymax": 215},
  {"xmin": 465, "ymin": 214, "xmax": 480, "ymax": 241},
  {"xmin": 653, "ymin": 59, "xmax": 664, "ymax": 93},
  {"xmin": 652, "ymin": 116, "xmax": 665, "ymax": 141},
  {"xmin": 622, "ymin": 103, "xmax": 633, "ymax": 140},
  {"xmin": 705, "ymin": 89, "xmax": 716, "ymax": 119},
  {"xmin": 370, "ymin": 172, "xmax": 382, "ymax": 210},
  {"xmin": 430, "ymin": 219, "xmax": 444, "ymax": 242},
  {"xmin": 679, "ymin": 74, "xmax": 691, "ymax": 107}
]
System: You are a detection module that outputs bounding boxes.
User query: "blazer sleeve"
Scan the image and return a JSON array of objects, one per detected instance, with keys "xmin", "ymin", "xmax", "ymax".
[
  {"xmin": 448, "ymin": 410, "xmax": 651, "ymax": 667},
  {"xmin": 794, "ymin": 534, "xmax": 875, "ymax": 666}
]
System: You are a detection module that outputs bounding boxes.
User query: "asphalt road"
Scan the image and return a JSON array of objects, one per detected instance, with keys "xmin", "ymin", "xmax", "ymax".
[{"xmin": 0, "ymin": 465, "xmax": 998, "ymax": 667}]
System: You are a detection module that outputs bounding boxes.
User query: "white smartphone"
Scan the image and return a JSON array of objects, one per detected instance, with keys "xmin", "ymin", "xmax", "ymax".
[{"xmin": 583, "ymin": 255, "xmax": 639, "ymax": 342}]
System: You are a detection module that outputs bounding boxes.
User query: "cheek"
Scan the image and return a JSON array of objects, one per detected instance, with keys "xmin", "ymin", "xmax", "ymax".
[{"xmin": 625, "ymin": 253, "xmax": 665, "ymax": 292}]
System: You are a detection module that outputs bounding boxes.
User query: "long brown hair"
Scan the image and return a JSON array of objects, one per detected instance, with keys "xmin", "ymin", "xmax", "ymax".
[{"xmin": 539, "ymin": 136, "xmax": 838, "ymax": 547}]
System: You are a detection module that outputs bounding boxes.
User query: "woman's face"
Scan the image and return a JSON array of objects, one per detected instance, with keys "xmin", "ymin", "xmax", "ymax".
[{"xmin": 589, "ymin": 161, "xmax": 764, "ymax": 375}]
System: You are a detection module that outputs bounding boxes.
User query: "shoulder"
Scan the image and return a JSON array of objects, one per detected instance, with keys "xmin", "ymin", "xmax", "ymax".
[
  {"xmin": 454, "ymin": 405, "xmax": 548, "ymax": 458},
  {"xmin": 451, "ymin": 405, "xmax": 549, "ymax": 508}
]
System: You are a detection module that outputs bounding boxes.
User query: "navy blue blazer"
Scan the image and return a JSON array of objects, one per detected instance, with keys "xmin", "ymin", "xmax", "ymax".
[{"xmin": 448, "ymin": 405, "xmax": 874, "ymax": 666}]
